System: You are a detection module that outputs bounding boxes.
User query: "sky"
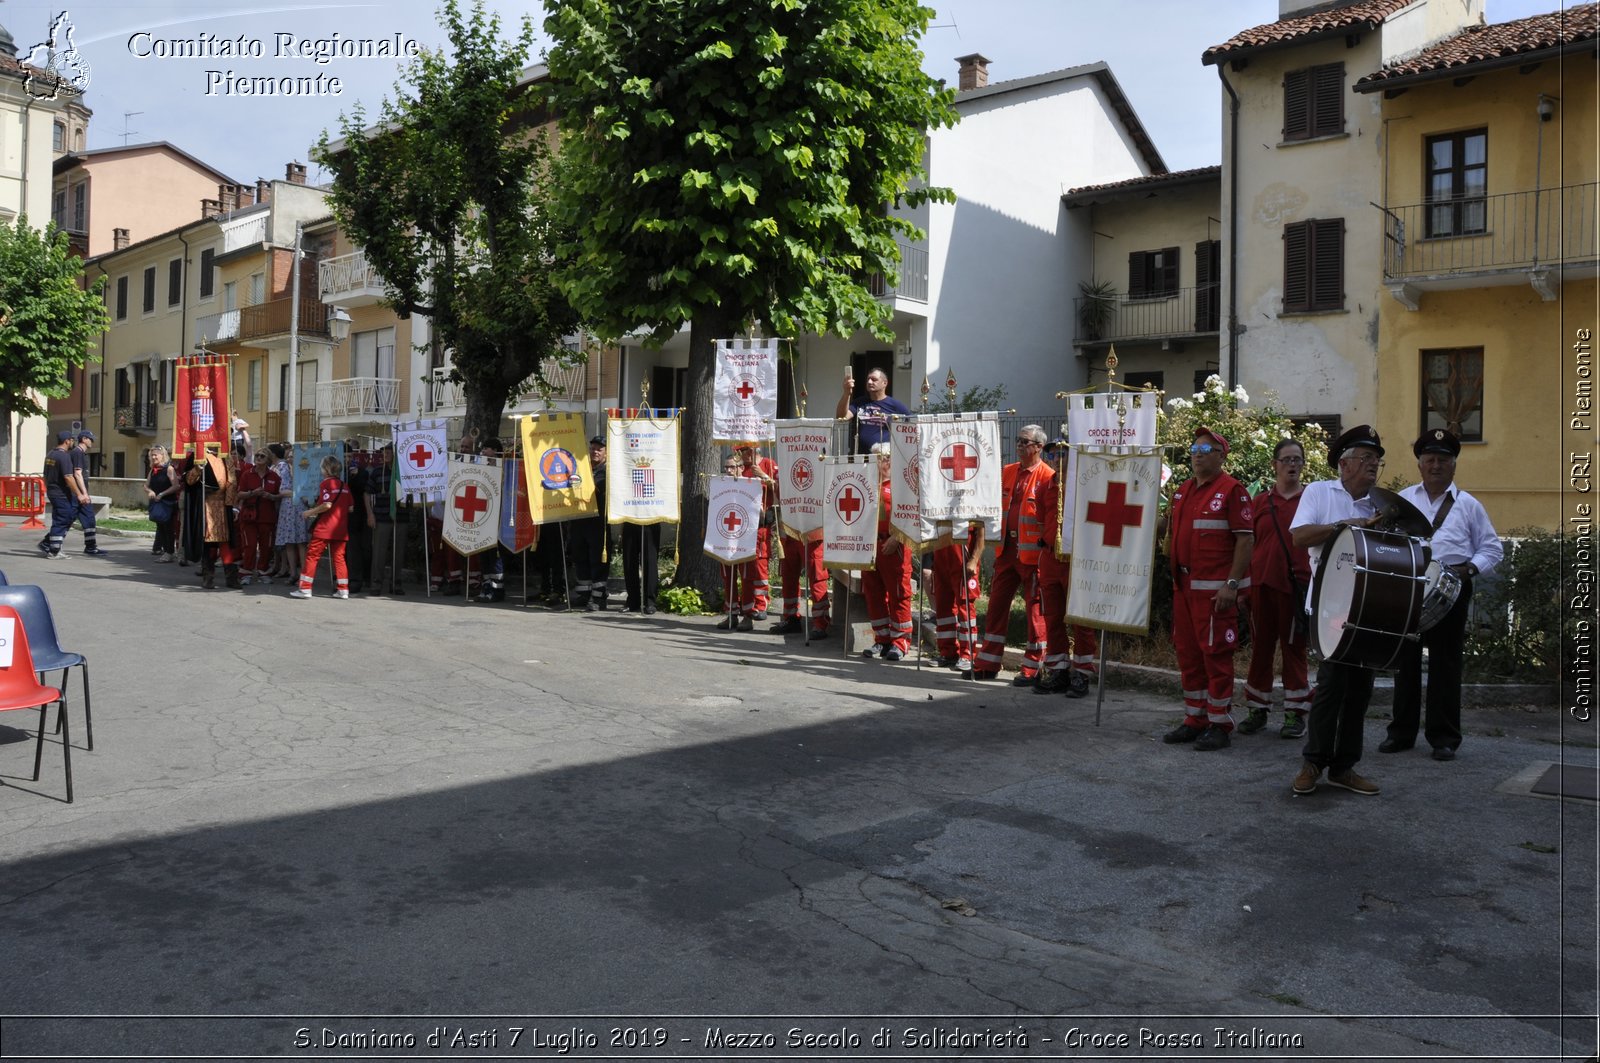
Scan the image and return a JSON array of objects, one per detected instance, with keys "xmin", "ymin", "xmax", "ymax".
[{"xmin": 1, "ymin": 0, "xmax": 1574, "ymax": 188}]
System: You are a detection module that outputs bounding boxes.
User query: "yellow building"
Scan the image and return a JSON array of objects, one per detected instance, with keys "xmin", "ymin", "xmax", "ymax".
[{"xmin": 1356, "ymin": 3, "xmax": 1598, "ymax": 531}]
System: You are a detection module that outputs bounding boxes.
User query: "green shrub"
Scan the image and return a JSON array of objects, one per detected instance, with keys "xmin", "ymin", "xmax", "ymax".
[
  {"xmin": 657, "ymin": 584, "xmax": 705, "ymax": 615},
  {"xmin": 1464, "ymin": 528, "xmax": 1568, "ymax": 683}
]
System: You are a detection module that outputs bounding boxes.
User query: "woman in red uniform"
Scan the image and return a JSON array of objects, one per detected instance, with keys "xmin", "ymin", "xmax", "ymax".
[
  {"xmin": 1241, "ymin": 438, "xmax": 1314, "ymax": 738},
  {"xmin": 235, "ymin": 449, "xmax": 280, "ymax": 584},
  {"xmin": 860, "ymin": 444, "xmax": 913, "ymax": 661},
  {"xmin": 289, "ymin": 455, "xmax": 354, "ymax": 600}
]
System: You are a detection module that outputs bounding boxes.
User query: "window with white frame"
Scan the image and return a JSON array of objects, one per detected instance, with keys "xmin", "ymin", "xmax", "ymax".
[{"xmin": 351, "ymin": 326, "xmax": 397, "ymax": 381}]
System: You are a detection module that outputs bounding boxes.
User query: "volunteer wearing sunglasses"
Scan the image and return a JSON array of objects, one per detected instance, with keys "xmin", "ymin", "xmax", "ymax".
[{"xmin": 1161, "ymin": 426, "xmax": 1254, "ymax": 751}]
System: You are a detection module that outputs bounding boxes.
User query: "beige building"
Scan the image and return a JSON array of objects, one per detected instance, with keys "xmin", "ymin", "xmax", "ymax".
[
  {"xmin": 1063, "ymin": 166, "xmax": 1223, "ymax": 397},
  {"xmin": 52, "ymin": 142, "xmax": 238, "ymax": 258}
]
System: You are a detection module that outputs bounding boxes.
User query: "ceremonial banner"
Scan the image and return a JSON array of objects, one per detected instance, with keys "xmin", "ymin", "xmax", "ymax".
[
  {"xmin": 291, "ymin": 442, "xmax": 343, "ymax": 510},
  {"xmin": 773, "ymin": 418, "xmax": 831, "ymax": 540},
  {"xmin": 498, "ymin": 458, "xmax": 538, "ymax": 553},
  {"xmin": 1053, "ymin": 450, "xmax": 1079, "ymax": 559},
  {"xmin": 916, "ymin": 411, "xmax": 1003, "ymax": 543},
  {"xmin": 519, "ymin": 413, "xmax": 597, "ymax": 525},
  {"xmin": 394, "ymin": 419, "xmax": 448, "ymax": 500},
  {"xmin": 444, "ymin": 454, "xmax": 503, "ymax": 555},
  {"xmin": 888, "ymin": 419, "xmax": 932, "ymax": 548},
  {"xmin": 821, "ymin": 454, "xmax": 878, "ymax": 573},
  {"xmin": 1066, "ymin": 392, "xmax": 1158, "ymax": 448},
  {"xmin": 1065, "ymin": 449, "xmax": 1162, "ymax": 635},
  {"xmin": 173, "ymin": 355, "xmax": 231, "ymax": 453},
  {"xmin": 606, "ymin": 408, "xmax": 682, "ymax": 525},
  {"xmin": 703, "ymin": 475, "xmax": 764, "ymax": 565},
  {"xmin": 712, "ymin": 338, "xmax": 780, "ymax": 444}
]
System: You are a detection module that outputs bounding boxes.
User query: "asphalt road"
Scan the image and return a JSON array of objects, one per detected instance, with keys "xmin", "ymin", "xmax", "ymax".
[{"xmin": 0, "ymin": 534, "xmax": 1593, "ymax": 1062}]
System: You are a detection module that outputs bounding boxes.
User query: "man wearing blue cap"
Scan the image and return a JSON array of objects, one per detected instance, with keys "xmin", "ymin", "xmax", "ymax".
[
  {"xmin": 39, "ymin": 431, "xmax": 79, "ymax": 557},
  {"xmin": 70, "ymin": 430, "xmax": 107, "ymax": 555}
]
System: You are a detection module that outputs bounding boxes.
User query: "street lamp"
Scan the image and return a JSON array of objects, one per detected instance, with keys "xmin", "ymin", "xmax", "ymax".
[{"xmin": 327, "ymin": 306, "xmax": 352, "ymax": 342}]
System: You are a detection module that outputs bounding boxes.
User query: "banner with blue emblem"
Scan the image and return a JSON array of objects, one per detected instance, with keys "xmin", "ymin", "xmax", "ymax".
[
  {"xmin": 518, "ymin": 412, "xmax": 596, "ymax": 525},
  {"xmin": 605, "ymin": 408, "xmax": 681, "ymax": 526}
]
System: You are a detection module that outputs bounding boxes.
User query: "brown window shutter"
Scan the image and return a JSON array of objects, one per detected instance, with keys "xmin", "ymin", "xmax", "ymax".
[
  {"xmin": 1128, "ymin": 251, "xmax": 1148, "ymax": 298},
  {"xmin": 1311, "ymin": 63, "xmax": 1345, "ymax": 137},
  {"xmin": 1283, "ymin": 222, "xmax": 1310, "ymax": 312},
  {"xmin": 1283, "ymin": 68, "xmax": 1310, "ymax": 140},
  {"xmin": 1157, "ymin": 247, "xmax": 1179, "ymax": 295},
  {"xmin": 1194, "ymin": 240, "xmax": 1220, "ymax": 331},
  {"xmin": 1311, "ymin": 218, "xmax": 1344, "ymax": 310}
]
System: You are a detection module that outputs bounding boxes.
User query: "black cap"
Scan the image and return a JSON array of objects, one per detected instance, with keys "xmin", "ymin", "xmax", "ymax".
[
  {"xmin": 1330, "ymin": 424, "xmax": 1383, "ymax": 463},
  {"xmin": 588, "ymin": 435, "xmax": 604, "ymax": 447},
  {"xmin": 1412, "ymin": 428, "xmax": 1460, "ymax": 457}
]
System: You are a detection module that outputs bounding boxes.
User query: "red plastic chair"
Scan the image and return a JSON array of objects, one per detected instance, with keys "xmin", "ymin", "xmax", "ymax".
[{"xmin": 0, "ymin": 605, "xmax": 70, "ymax": 802}]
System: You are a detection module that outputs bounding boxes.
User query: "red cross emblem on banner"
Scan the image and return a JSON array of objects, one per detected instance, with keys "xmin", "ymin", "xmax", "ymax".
[
  {"xmin": 939, "ymin": 442, "xmax": 980, "ymax": 482},
  {"xmin": 837, "ymin": 486, "xmax": 863, "ymax": 524},
  {"xmin": 719, "ymin": 506, "xmax": 745, "ymax": 538},
  {"xmin": 734, "ymin": 379, "xmax": 757, "ymax": 401},
  {"xmin": 1085, "ymin": 481, "xmax": 1144, "ymax": 548},
  {"xmin": 454, "ymin": 484, "xmax": 490, "ymax": 524},
  {"xmin": 408, "ymin": 443, "xmax": 434, "ymax": 469}
]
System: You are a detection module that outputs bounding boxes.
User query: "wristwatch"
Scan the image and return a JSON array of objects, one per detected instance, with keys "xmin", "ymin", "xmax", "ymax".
[{"xmin": 1225, "ymin": 578, "xmax": 1240, "ymax": 590}]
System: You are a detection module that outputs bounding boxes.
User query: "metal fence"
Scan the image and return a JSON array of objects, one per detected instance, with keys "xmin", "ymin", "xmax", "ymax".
[{"xmin": 1380, "ymin": 182, "xmax": 1599, "ymax": 279}]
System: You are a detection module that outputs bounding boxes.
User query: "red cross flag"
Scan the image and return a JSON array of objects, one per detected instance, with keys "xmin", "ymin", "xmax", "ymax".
[
  {"xmin": 703, "ymin": 474, "xmax": 765, "ymax": 565},
  {"xmin": 712, "ymin": 338, "xmax": 780, "ymax": 444},
  {"xmin": 821, "ymin": 455, "xmax": 878, "ymax": 573},
  {"xmin": 915, "ymin": 411, "xmax": 1003, "ymax": 543},
  {"xmin": 443, "ymin": 453, "xmax": 504, "ymax": 555},
  {"xmin": 393, "ymin": 419, "xmax": 448, "ymax": 500},
  {"xmin": 1065, "ymin": 449, "xmax": 1163, "ymax": 635},
  {"xmin": 774, "ymin": 418, "xmax": 832, "ymax": 541}
]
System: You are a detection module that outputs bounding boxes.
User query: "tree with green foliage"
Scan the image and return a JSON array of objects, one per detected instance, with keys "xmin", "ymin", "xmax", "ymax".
[
  {"xmin": 314, "ymin": 0, "xmax": 582, "ymax": 442},
  {"xmin": 544, "ymin": 0, "xmax": 958, "ymax": 594},
  {"xmin": 0, "ymin": 217, "xmax": 108, "ymax": 471}
]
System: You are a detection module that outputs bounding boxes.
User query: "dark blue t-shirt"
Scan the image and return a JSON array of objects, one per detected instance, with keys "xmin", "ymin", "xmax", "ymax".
[{"xmin": 849, "ymin": 396, "xmax": 911, "ymax": 452}]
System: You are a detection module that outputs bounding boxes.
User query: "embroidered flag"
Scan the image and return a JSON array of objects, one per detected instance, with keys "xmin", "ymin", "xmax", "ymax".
[
  {"xmin": 703, "ymin": 474, "xmax": 764, "ymax": 565},
  {"xmin": 712, "ymin": 338, "xmax": 780, "ymax": 444},
  {"xmin": 444, "ymin": 453, "xmax": 503, "ymax": 555},
  {"xmin": 1065, "ymin": 449, "xmax": 1162, "ymax": 634},
  {"xmin": 773, "ymin": 417, "xmax": 831, "ymax": 541},
  {"xmin": 1067, "ymin": 391, "xmax": 1158, "ymax": 449},
  {"xmin": 498, "ymin": 458, "xmax": 538, "ymax": 553},
  {"xmin": 173, "ymin": 356, "xmax": 231, "ymax": 453},
  {"xmin": 393, "ymin": 419, "xmax": 448, "ymax": 500},
  {"xmin": 519, "ymin": 412, "xmax": 597, "ymax": 524},
  {"xmin": 605, "ymin": 408, "xmax": 682, "ymax": 525},
  {"xmin": 888, "ymin": 419, "xmax": 935, "ymax": 549},
  {"xmin": 821, "ymin": 454, "xmax": 879, "ymax": 572},
  {"xmin": 914, "ymin": 411, "xmax": 1003, "ymax": 544}
]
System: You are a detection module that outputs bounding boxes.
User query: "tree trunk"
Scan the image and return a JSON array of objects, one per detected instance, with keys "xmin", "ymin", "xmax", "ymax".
[
  {"xmin": 0, "ymin": 405, "xmax": 13, "ymax": 476},
  {"xmin": 674, "ymin": 305, "xmax": 741, "ymax": 599}
]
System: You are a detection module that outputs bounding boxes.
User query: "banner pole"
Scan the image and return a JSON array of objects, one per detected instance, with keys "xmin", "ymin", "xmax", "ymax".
[
  {"xmin": 422, "ymin": 495, "xmax": 432, "ymax": 598},
  {"xmin": 914, "ymin": 549, "xmax": 925, "ymax": 672},
  {"xmin": 1095, "ymin": 633, "xmax": 1108, "ymax": 727}
]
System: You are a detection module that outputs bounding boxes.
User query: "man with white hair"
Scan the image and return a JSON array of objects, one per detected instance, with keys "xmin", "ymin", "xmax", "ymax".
[{"xmin": 973, "ymin": 424, "xmax": 1052, "ymax": 683}]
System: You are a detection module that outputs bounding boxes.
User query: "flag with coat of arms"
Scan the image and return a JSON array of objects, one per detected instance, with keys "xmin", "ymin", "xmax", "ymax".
[
  {"xmin": 605, "ymin": 408, "xmax": 682, "ymax": 525},
  {"xmin": 173, "ymin": 355, "xmax": 231, "ymax": 453}
]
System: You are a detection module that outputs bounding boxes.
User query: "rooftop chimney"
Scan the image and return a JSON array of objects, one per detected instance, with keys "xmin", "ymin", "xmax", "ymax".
[
  {"xmin": 201, "ymin": 198, "xmax": 221, "ymax": 220},
  {"xmin": 112, "ymin": 228, "xmax": 130, "ymax": 250},
  {"xmin": 285, "ymin": 161, "xmax": 306, "ymax": 185},
  {"xmin": 218, "ymin": 183, "xmax": 239, "ymax": 213},
  {"xmin": 256, "ymin": 178, "xmax": 272, "ymax": 205},
  {"xmin": 956, "ymin": 53, "xmax": 991, "ymax": 92}
]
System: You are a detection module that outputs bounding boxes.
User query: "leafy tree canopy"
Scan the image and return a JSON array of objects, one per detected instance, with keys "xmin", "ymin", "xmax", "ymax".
[
  {"xmin": 0, "ymin": 216, "xmax": 108, "ymax": 431},
  {"xmin": 314, "ymin": 0, "xmax": 582, "ymax": 439}
]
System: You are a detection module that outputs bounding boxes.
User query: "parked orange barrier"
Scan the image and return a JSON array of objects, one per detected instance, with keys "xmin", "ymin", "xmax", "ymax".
[{"xmin": 0, "ymin": 476, "xmax": 46, "ymax": 529}]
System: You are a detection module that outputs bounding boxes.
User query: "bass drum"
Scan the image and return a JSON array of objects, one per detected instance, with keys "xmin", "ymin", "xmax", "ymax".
[
  {"xmin": 1311, "ymin": 525, "xmax": 1428, "ymax": 670},
  {"xmin": 1418, "ymin": 560, "xmax": 1463, "ymax": 633}
]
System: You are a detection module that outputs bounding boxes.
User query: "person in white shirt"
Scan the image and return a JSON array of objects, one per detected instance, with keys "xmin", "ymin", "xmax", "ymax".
[
  {"xmin": 1288, "ymin": 425, "xmax": 1389, "ymax": 797},
  {"xmin": 1379, "ymin": 429, "xmax": 1502, "ymax": 762}
]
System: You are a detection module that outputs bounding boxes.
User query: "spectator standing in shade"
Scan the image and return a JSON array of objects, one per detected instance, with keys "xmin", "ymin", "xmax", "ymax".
[{"xmin": 145, "ymin": 444, "xmax": 181, "ymax": 562}]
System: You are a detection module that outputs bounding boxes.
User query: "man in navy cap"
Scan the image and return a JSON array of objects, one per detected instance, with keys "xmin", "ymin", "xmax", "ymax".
[
  {"xmin": 1380, "ymin": 429, "xmax": 1502, "ymax": 761},
  {"xmin": 70, "ymin": 430, "xmax": 106, "ymax": 555},
  {"xmin": 39, "ymin": 431, "xmax": 79, "ymax": 558},
  {"xmin": 1288, "ymin": 424, "xmax": 1388, "ymax": 796}
]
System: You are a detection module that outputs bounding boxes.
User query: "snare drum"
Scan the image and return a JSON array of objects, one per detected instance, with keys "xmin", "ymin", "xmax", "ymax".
[
  {"xmin": 1418, "ymin": 561, "xmax": 1463, "ymax": 633},
  {"xmin": 1311, "ymin": 525, "xmax": 1429, "ymax": 670}
]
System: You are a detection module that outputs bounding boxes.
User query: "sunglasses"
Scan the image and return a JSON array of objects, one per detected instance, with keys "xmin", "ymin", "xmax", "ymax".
[
  {"xmin": 1016, "ymin": 439, "xmax": 1042, "ymax": 448},
  {"xmin": 1190, "ymin": 443, "xmax": 1219, "ymax": 455}
]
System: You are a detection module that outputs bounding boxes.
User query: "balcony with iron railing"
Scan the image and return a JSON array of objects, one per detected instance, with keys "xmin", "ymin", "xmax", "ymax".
[
  {"xmin": 1380, "ymin": 183, "xmax": 1599, "ymax": 301},
  {"xmin": 863, "ymin": 240, "xmax": 930, "ymax": 303},
  {"xmin": 1073, "ymin": 284, "xmax": 1221, "ymax": 345},
  {"xmin": 113, "ymin": 400, "xmax": 158, "ymax": 434},
  {"xmin": 317, "ymin": 248, "xmax": 388, "ymax": 307},
  {"xmin": 194, "ymin": 308, "xmax": 240, "ymax": 345},
  {"xmin": 429, "ymin": 358, "xmax": 587, "ymax": 412},
  {"xmin": 316, "ymin": 377, "xmax": 403, "ymax": 420}
]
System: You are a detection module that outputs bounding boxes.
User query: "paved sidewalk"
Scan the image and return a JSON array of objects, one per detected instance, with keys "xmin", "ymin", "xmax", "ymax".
[{"xmin": 0, "ymin": 536, "xmax": 1593, "ymax": 1061}]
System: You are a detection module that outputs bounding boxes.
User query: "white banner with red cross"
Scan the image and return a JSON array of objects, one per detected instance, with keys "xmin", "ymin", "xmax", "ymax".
[
  {"xmin": 915, "ymin": 412, "xmax": 1002, "ymax": 544},
  {"xmin": 888, "ymin": 419, "xmax": 935, "ymax": 549},
  {"xmin": 712, "ymin": 338, "xmax": 780, "ymax": 444},
  {"xmin": 443, "ymin": 453, "xmax": 503, "ymax": 556},
  {"xmin": 703, "ymin": 474, "xmax": 765, "ymax": 565},
  {"xmin": 820, "ymin": 454, "xmax": 879, "ymax": 573},
  {"xmin": 393, "ymin": 419, "xmax": 448, "ymax": 501},
  {"xmin": 773, "ymin": 418, "xmax": 831, "ymax": 541},
  {"xmin": 1066, "ymin": 391, "xmax": 1159, "ymax": 449},
  {"xmin": 1065, "ymin": 448, "xmax": 1162, "ymax": 635}
]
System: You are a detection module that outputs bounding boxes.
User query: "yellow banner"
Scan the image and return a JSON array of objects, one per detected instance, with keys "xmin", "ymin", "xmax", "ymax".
[{"xmin": 519, "ymin": 413, "xmax": 598, "ymax": 524}]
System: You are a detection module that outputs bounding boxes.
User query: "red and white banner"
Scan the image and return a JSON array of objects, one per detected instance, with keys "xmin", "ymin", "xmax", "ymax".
[
  {"xmin": 1066, "ymin": 391, "xmax": 1159, "ymax": 449},
  {"xmin": 443, "ymin": 454, "xmax": 503, "ymax": 556},
  {"xmin": 915, "ymin": 412, "xmax": 1002, "ymax": 542},
  {"xmin": 173, "ymin": 355, "xmax": 231, "ymax": 453},
  {"xmin": 774, "ymin": 418, "xmax": 831, "ymax": 541},
  {"xmin": 888, "ymin": 419, "xmax": 932, "ymax": 548},
  {"xmin": 703, "ymin": 475, "xmax": 765, "ymax": 565},
  {"xmin": 1065, "ymin": 449, "xmax": 1162, "ymax": 635},
  {"xmin": 712, "ymin": 338, "xmax": 780, "ymax": 444},
  {"xmin": 821, "ymin": 455, "xmax": 878, "ymax": 573},
  {"xmin": 393, "ymin": 419, "xmax": 448, "ymax": 500}
]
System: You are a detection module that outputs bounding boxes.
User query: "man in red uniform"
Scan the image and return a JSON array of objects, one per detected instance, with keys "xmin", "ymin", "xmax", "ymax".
[
  {"xmin": 1033, "ymin": 444, "xmax": 1094, "ymax": 698},
  {"xmin": 974, "ymin": 425, "xmax": 1053, "ymax": 683},
  {"xmin": 1163, "ymin": 426, "xmax": 1254, "ymax": 750},
  {"xmin": 929, "ymin": 527, "xmax": 982, "ymax": 672},
  {"xmin": 736, "ymin": 444, "xmax": 778, "ymax": 631},
  {"xmin": 770, "ymin": 463, "xmax": 830, "ymax": 638},
  {"xmin": 860, "ymin": 444, "xmax": 914, "ymax": 660}
]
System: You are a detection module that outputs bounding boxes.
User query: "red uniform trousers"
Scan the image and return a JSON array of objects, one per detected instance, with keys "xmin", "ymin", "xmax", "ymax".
[
  {"xmin": 1244, "ymin": 585, "xmax": 1312, "ymax": 717},
  {"xmin": 300, "ymin": 537, "xmax": 350, "ymax": 593},
  {"xmin": 1172, "ymin": 582, "xmax": 1240, "ymax": 730},
  {"xmin": 239, "ymin": 521, "xmax": 276, "ymax": 576},
  {"xmin": 976, "ymin": 547, "xmax": 1046, "ymax": 677},
  {"xmin": 1036, "ymin": 551, "xmax": 1099, "ymax": 678},
  {"xmin": 930, "ymin": 544, "xmax": 976, "ymax": 662},
  {"xmin": 427, "ymin": 517, "xmax": 471, "ymax": 589},
  {"xmin": 778, "ymin": 535, "xmax": 829, "ymax": 626},
  {"xmin": 861, "ymin": 536, "xmax": 913, "ymax": 653},
  {"xmin": 738, "ymin": 528, "xmax": 772, "ymax": 617}
]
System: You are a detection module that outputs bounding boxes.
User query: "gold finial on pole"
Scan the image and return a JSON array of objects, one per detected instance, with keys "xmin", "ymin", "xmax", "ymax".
[
  {"xmin": 919, "ymin": 375, "xmax": 931, "ymax": 413},
  {"xmin": 798, "ymin": 383, "xmax": 808, "ymax": 418},
  {"xmin": 640, "ymin": 376, "xmax": 651, "ymax": 411},
  {"xmin": 944, "ymin": 367, "xmax": 958, "ymax": 412}
]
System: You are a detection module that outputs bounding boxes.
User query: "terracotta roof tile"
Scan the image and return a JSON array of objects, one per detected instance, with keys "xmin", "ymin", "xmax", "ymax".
[
  {"xmin": 1064, "ymin": 165, "xmax": 1221, "ymax": 199},
  {"xmin": 1203, "ymin": 0, "xmax": 1416, "ymax": 64},
  {"xmin": 1355, "ymin": 2, "xmax": 1599, "ymax": 86}
]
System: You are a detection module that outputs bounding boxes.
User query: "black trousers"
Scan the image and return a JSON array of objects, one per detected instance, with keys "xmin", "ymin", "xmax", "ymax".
[
  {"xmin": 1388, "ymin": 575, "xmax": 1473, "ymax": 751},
  {"xmin": 622, "ymin": 523, "xmax": 660, "ymax": 608},
  {"xmin": 1303, "ymin": 657, "xmax": 1375, "ymax": 774}
]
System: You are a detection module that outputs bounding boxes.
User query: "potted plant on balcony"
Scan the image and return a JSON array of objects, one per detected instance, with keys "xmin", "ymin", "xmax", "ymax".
[{"xmin": 1078, "ymin": 279, "xmax": 1117, "ymax": 341}]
